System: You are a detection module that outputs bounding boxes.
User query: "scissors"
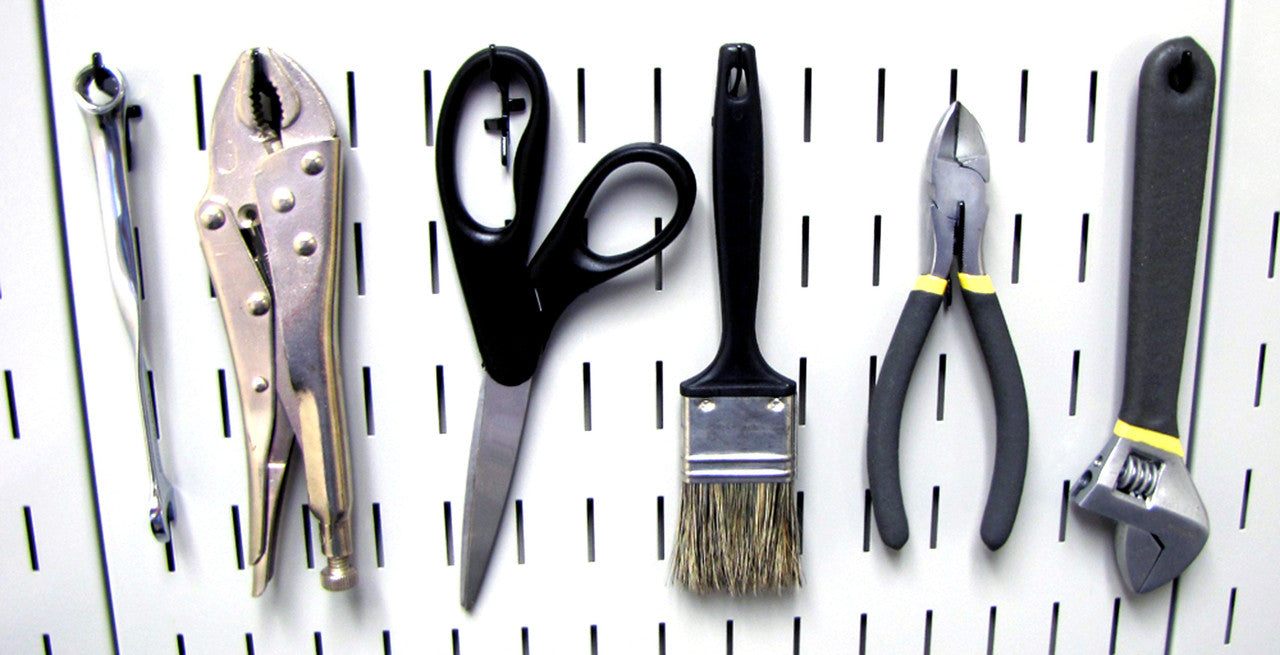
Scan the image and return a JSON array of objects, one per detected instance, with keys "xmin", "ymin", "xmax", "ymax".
[{"xmin": 435, "ymin": 45, "xmax": 697, "ymax": 610}]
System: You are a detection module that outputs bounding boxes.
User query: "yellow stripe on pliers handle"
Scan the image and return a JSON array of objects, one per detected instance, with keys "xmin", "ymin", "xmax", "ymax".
[
  {"xmin": 958, "ymin": 273, "xmax": 995, "ymax": 294},
  {"xmin": 914, "ymin": 275, "xmax": 948, "ymax": 295},
  {"xmin": 1115, "ymin": 419, "xmax": 1185, "ymax": 459}
]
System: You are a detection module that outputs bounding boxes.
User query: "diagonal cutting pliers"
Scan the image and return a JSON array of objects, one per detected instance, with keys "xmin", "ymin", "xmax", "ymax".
[{"xmin": 867, "ymin": 102, "xmax": 1029, "ymax": 551}]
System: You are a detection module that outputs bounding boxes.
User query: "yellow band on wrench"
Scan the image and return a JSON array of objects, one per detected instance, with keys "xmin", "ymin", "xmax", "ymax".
[
  {"xmin": 914, "ymin": 274, "xmax": 948, "ymax": 295},
  {"xmin": 1115, "ymin": 419, "xmax": 1185, "ymax": 459}
]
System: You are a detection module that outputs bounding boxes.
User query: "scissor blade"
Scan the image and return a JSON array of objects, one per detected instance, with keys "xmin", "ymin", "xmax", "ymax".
[{"xmin": 460, "ymin": 374, "xmax": 533, "ymax": 610}]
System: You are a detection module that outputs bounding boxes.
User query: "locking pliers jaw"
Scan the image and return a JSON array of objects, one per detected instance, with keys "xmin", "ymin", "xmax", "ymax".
[
  {"xmin": 927, "ymin": 101, "xmax": 990, "ymax": 279},
  {"xmin": 196, "ymin": 48, "xmax": 356, "ymax": 596}
]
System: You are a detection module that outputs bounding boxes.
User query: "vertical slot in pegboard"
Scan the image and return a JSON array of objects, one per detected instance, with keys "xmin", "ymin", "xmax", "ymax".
[{"xmin": 14, "ymin": 0, "xmax": 1280, "ymax": 653}]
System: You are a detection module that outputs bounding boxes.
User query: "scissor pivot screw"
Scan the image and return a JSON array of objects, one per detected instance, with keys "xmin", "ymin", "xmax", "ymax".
[
  {"xmin": 293, "ymin": 232, "xmax": 318, "ymax": 256},
  {"xmin": 245, "ymin": 292, "xmax": 271, "ymax": 316},
  {"xmin": 301, "ymin": 151, "xmax": 325, "ymax": 175},
  {"xmin": 698, "ymin": 399, "xmax": 717, "ymax": 413},
  {"xmin": 271, "ymin": 188, "xmax": 296, "ymax": 212},
  {"xmin": 199, "ymin": 205, "xmax": 226, "ymax": 230},
  {"xmin": 252, "ymin": 376, "xmax": 269, "ymax": 392}
]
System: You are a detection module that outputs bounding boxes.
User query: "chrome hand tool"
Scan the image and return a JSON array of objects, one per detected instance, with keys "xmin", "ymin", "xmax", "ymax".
[
  {"xmin": 672, "ymin": 43, "xmax": 800, "ymax": 594},
  {"xmin": 1071, "ymin": 37, "xmax": 1215, "ymax": 593},
  {"xmin": 436, "ymin": 45, "xmax": 697, "ymax": 610},
  {"xmin": 196, "ymin": 48, "xmax": 357, "ymax": 595},
  {"xmin": 867, "ymin": 101, "xmax": 1029, "ymax": 551},
  {"xmin": 73, "ymin": 53, "xmax": 175, "ymax": 543}
]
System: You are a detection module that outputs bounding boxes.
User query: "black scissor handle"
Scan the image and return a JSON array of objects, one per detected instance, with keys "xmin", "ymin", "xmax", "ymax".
[{"xmin": 530, "ymin": 142, "xmax": 697, "ymax": 324}]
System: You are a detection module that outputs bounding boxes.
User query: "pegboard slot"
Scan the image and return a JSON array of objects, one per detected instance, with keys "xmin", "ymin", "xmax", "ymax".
[
  {"xmin": 372, "ymin": 503, "xmax": 385, "ymax": 568},
  {"xmin": 1049, "ymin": 602, "xmax": 1060, "ymax": 655},
  {"xmin": 987, "ymin": 606, "xmax": 997, "ymax": 655},
  {"xmin": 24, "ymin": 506, "xmax": 39, "ymax": 571},
  {"xmin": 354, "ymin": 222, "xmax": 367, "ymax": 296},
  {"xmin": 654, "ymin": 361, "xmax": 664, "ymax": 430},
  {"xmin": 1078, "ymin": 214, "xmax": 1090, "ymax": 283},
  {"xmin": 429, "ymin": 221, "xmax": 441, "ymax": 294},
  {"xmin": 1254, "ymin": 344, "xmax": 1267, "ymax": 407},
  {"xmin": 868, "ymin": 356, "xmax": 878, "ymax": 405},
  {"xmin": 245, "ymin": 633, "xmax": 255, "ymax": 655},
  {"xmin": 521, "ymin": 626, "xmax": 530, "ymax": 655},
  {"xmin": 803, "ymin": 68, "xmax": 812, "ymax": 143},
  {"xmin": 586, "ymin": 498, "xmax": 596, "ymax": 562},
  {"xmin": 232, "ymin": 505, "xmax": 245, "ymax": 570},
  {"xmin": 443, "ymin": 501, "xmax": 455, "ymax": 565},
  {"xmin": 177, "ymin": 633, "xmax": 186, "ymax": 654},
  {"xmin": 346, "ymin": 71, "xmax": 358, "ymax": 148},
  {"xmin": 656, "ymin": 496, "xmax": 665, "ymax": 560},
  {"xmin": 800, "ymin": 216, "xmax": 810, "ymax": 288},
  {"xmin": 1268, "ymin": 211, "xmax": 1278, "ymax": 278},
  {"xmin": 1087, "ymin": 72, "xmax": 1098, "ymax": 143},
  {"xmin": 1225, "ymin": 587, "xmax": 1237, "ymax": 644},
  {"xmin": 43, "ymin": 634, "xmax": 52, "ymax": 655},
  {"xmin": 382, "ymin": 629, "xmax": 391, "ymax": 654},
  {"xmin": 929, "ymin": 486, "xmax": 940, "ymax": 549},
  {"xmin": 1069, "ymin": 350, "xmax": 1081, "ymax": 416},
  {"xmin": 576, "ymin": 68, "xmax": 586, "ymax": 143},
  {"xmin": 436, "ymin": 365, "xmax": 447, "ymax": 434},
  {"xmin": 936, "ymin": 354, "xmax": 947, "ymax": 421},
  {"xmin": 862, "ymin": 488, "xmax": 872, "ymax": 552},
  {"xmin": 948, "ymin": 69, "xmax": 958, "ymax": 104},
  {"xmin": 515, "ymin": 499, "xmax": 525, "ymax": 564},
  {"xmin": 924, "ymin": 609, "xmax": 934, "ymax": 654},
  {"xmin": 1239, "ymin": 469, "xmax": 1252, "ymax": 530},
  {"xmin": 872, "ymin": 215, "xmax": 882, "ymax": 286},
  {"xmin": 5, "ymin": 370, "xmax": 19, "ymax": 439},
  {"xmin": 582, "ymin": 363, "xmax": 593, "ymax": 431},
  {"xmin": 859, "ymin": 613, "xmax": 867, "ymax": 654},
  {"xmin": 797, "ymin": 357, "xmax": 808, "ymax": 426},
  {"xmin": 796, "ymin": 491, "xmax": 805, "ymax": 555},
  {"xmin": 451, "ymin": 628, "xmax": 460, "ymax": 654},
  {"xmin": 876, "ymin": 68, "xmax": 886, "ymax": 142},
  {"xmin": 1011, "ymin": 214, "xmax": 1022, "ymax": 284},
  {"xmin": 217, "ymin": 369, "xmax": 231, "ymax": 439},
  {"xmin": 793, "ymin": 616, "xmax": 801, "ymax": 654},
  {"xmin": 302, "ymin": 504, "xmax": 315, "ymax": 569},
  {"xmin": 658, "ymin": 622, "xmax": 666, "ymax": 655},
  {"xmin": 146, "ymin": 370, "xmax": 160, "ymax": 439},
  {"xmin": 1018, "ymin": 70, "xmax": 1029, "ymax": 143},
  {"xmin": 654, "ymin": 218, "xmax": 665, "ymax": 290},
  {"xmin": 1108, "ymin": 597, "xmax": 1121, "ymax": 654},
  {"xmin": 134, "ymin": 227, "xmax": 146, "ymax": 300},
  {"xmin": 314, "ymin": 631, "xmax": 323, "ymax": 654},
  {"xmin": 1058, "ymin": 480, "xmax": 1070, "ymax": 542},
  {"xmin": 192, "ymin": 74, "xmax": 206, "ymax": 151},
  {"xmin": 590, "ymin": 624, "xmax": 599, "ymax": 654},
  {"xmin": 362, "ymin": 366, "xmax": 375, "ymax": 436},
  {"xmin": 653, "ymin": 68, "xmax": 662, "ymax": 143},
  {"xmin": 726, "ymin": 619, "xmax": 734, "ymax": 655},
  {"xmin": 423, "ymin": 70, "xmax": 434, "ymax": 147},
  {"xmin": 165, "ymin": 538, "xmax": 175, "ymax": 572}
]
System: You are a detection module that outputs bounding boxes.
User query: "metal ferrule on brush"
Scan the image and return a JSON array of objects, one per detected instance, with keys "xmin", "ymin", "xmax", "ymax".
[{"xmin": 683, "ymin": 396, "xmax": 795, "ymax": 483}]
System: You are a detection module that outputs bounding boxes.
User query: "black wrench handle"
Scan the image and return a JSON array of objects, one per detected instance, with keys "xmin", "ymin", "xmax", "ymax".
[{"xmin": 1119, "ymin": 37, "xmax": 1216, "ymax": 438}]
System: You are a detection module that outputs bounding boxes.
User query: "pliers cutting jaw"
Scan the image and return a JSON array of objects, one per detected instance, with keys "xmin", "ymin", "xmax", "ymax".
[
  {"xmin": 928, "ymin": 102, "xmax": 990, "ymax": 279},
  {"xmin": 196, "ymin": 48, "xmax": 357, "ymax": 596}
]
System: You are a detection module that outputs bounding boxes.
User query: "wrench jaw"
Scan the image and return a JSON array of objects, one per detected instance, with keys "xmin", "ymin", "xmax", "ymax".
[{"xmin": 1071, "ymin": 434, "xmax": 1209, "ymax": 593}]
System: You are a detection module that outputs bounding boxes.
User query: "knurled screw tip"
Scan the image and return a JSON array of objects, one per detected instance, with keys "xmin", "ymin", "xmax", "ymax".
[
  {"xmin": 199, "ymin": 204, "xmax": 226, "ymax": 230},
  {"xmin": 301, "ymin": 151, "xmax": 325, "ymax": 175},
  {"xmin": 271, "ymin": 187, "xmax": 295, "ymax": 212},
  {"xmin": 320, "ymin": 556, "xmax": 358, "ymax": 591},
  {"xmin": 245, "ymin": 291, "xmax": 270, "ymax": 316},
  {"xmin": 294, "ymin": 232, "xmax": 317, "ymax": 256}
]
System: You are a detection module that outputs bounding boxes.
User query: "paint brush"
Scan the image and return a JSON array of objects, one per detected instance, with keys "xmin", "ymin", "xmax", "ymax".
[{"xmin": 672, "ymin": 43, "xmax": 800, "ymax": 594}]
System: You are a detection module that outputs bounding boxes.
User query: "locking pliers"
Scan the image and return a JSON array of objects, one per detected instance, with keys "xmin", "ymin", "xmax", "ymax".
[{"xmin": 194, "ymin": 48, "xmax": 357, "ymax": 596}]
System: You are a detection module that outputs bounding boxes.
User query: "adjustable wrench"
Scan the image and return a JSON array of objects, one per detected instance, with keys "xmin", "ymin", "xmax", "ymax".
[{"xmin": 1070, "ymin": 37, "xmax": 1215, "ymax": 593}]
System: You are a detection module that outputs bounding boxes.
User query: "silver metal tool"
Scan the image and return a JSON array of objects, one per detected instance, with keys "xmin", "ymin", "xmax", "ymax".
[
  {"xmin": 73, "ymin": 53, "xmax": 175, "ymax": 543},
  {"xmin": 1070, "ymin": 37, "xmax": 1215, "ymax": 593},
  {"xmin": 196, "ymin": 48, "xmax": 357, "ymax": 596}
]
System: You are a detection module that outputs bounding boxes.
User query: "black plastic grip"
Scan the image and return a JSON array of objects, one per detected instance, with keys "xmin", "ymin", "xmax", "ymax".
[
  {"xmin": 961, "ymin": 288, "xmax": 1029, "ymax": 551},
  {"xmin": 681, "ymin": 43, "xmax": 795, "ymax": 399},
  {"xmin": 1119, "ymin": 37, "xmax": 1216, "ymax": 437},
  {"xmin": 867, "ymin": 289, "xmax": 944, "ymax": 549}
]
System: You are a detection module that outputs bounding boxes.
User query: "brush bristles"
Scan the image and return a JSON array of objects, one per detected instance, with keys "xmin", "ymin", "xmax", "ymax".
[{"xmin": 672, "ymin": 481, "xmax": 801, "ymax": 594}]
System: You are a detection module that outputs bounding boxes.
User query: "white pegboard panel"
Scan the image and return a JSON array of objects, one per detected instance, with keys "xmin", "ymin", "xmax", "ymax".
[
  {"xmin": 0, "ymin": 2, "xmax": 115, "ymax": 654},
  {"xmin": 1167, "ymin": 0, "xmax": 1280, "ymax": 652},
  {"xmin": 23, "ymin": 0, "xmax": 1278, "ymax": 653}
]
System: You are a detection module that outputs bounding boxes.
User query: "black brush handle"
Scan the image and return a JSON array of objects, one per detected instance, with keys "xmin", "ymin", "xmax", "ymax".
[
  {"xmin": 681, "ymin": 43, "xmax": 794, "ymax": 399},
  {"xmin": 1119, "ymin": 37, "xmax": 1215, "ymax": 437}
]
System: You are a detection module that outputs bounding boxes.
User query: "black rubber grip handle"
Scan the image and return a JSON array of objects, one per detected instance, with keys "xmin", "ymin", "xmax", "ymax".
[
  {"xmin": 682, "ymin": 43, "xmax": 794, "ymax": 399},
  {"xmin": 961, "ymin": 288, "xmax": 1028, "ymax": 551},
  {"xmin": 867, "ymin": 289, "xmax": 943, "ymax": 549},
  {"xmin": 1119, "ymin": 37, "xmax": 1216, "ymax": 437}
]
